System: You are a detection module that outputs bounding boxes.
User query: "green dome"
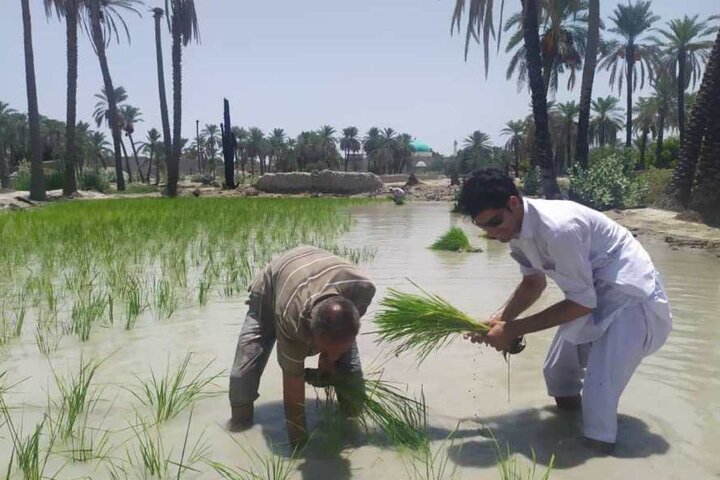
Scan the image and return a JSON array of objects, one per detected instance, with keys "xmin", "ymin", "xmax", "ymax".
[{"xmin": 410, "ymin": 140, "xmax": 432, "ymax": 153}]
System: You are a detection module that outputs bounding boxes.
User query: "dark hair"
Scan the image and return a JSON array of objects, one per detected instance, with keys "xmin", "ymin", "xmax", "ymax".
[
  {"xmin": 458, "ymin": 168, "xmax": 520, "ymax": 217},
  {"xmin": 309, "ymin": 296, "xmax": 360, "ymax": 340}
]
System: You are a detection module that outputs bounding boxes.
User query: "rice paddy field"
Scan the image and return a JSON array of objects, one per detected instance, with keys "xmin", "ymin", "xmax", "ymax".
[{"xmin": 1, "ymin": 199, "xmax": 719, "ymax": 479}]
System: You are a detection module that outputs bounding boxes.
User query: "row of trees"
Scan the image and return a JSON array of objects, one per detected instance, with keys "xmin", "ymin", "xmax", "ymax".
[
  {"xmin": 452, "ymin": 0, "xmax": 718, "ymax": 198},
  {"xmin": 17, "ymin": 0, "xmax": 198, "ymax": 200}
]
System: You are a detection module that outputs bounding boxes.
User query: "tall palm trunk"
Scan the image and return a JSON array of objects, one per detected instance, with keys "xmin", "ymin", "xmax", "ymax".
[
  {"xmin": 167, "ymin": 0, "xmax": 182, "ymax": 197},
  {"xmin": 671, "ymin": 31, "xmax": 720, "ymax": 207},
  {"xmin": 655, "ymin": 111, "xmax": 666, "ymax": 168},
  {"xmin": 146, "ymin": 149, "xmax": 153, "ymax": 183},
  {"xmin": 195, "ymin": 120, "xmax": 201, "ymax": 173},
  {"xmin": 21, "ymin": 0, "xmax": 45, "ymax": 200},
  {"xmin": 575, "ymin": 0, "xmax": 599, "ymax": 169},
  {"xmin": 344, "ymin": 148, "xmax": 349, "ymax": 172},
  {"xmin": 119, "ymin": 138, "xmax": 133, "ymax": 183},
  {"xmin": 63, "ymin": 0, "xmax": 79, "ymax": 195},
  {"xmin": 639, "ymin": 129, "xmax": 648, "ymax": 169},
  {"xmin": 153, "ymin": 8, "xmax": 172, "ymax": 181},
  {"xmin": 0, "ymin": 139, "xmax": 10, "ymax": 189},
  {"xmin": 677, "ymin": 48, "xmax": 687, "ymax": 144},
  {"xmin": 625, "ymin": 45, "xmax": 635, "ymax": 148},
  {"xmin": 128, "ymin": 133, "xmax": 145, "ymax": 182},
  {"xmin": 89, "ymin": 0, "xmax": 125, "ymax": 191},
  {"xmin": 522, "ymin": 0, "xmax": 560, "ymax": 198}
]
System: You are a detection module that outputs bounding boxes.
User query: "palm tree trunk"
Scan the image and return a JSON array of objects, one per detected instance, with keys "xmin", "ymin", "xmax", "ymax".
[
  {"xmin": 575, "ymin": 0, "xmax": 599, "ymax": 169},
  {"xmin": 655, "ymin": 113, "xmax": 666, "ymax": 168},
  {"xmin": 63, "ymin": 0, "xmax": 79, "ymax": 195},
  {"xmin": 512, "ymin": 141, "xmax": 520, "ymax": 178},
  {"xmin": 688, "ymin": 100, "xmax": 720, "ymax": 225},
  {"xmin": 21, "ymin": 0, "xmax": 45, "ymax": 200},
  {"xmin": 0, "ymin": 140, "xmax": 10, "ymax": 189},
  {"xmin": 120, "ymin": 138, "xmax": 133, "ymax": 183},
  {"xmin": 195, "ymin": 120, "xmax": 201, "ymax": 173},
  {"xmin": 128, "ymin": 133, "xmax": 145, "ymax": 183},
  {"xmin": 671, "ymin": 32, "xmax": 720, "ymax": 207},
  {"xmin": 344, "ymin": 148, "xmax": 349, "ymax": 172},
  {"xmin": 677, "ymin": 48, "xmax": 687, "ymax": 145},
  {"xmin": 221, "ymin": 99, "xmax": 235, "ymax": 189},
  {"xmin": 625, "ymin": 46, "xmax": 635, "ymax": 148},
  {"xmin": 522, "ymin": 0, "xmax": 560, "ymax": 198},
  {"xmin": 167, "ymin": 0, "xmax": 182, "ymax": 197},
  {"xmin": 153, "ymin": 8, "xmax": 172, "ymax": 179},
  {"xmin": 89, "ymin": 0, "xmax": 125, "ymax": 191},
  {"xmin": 640, "ymin": 129, "xmax": 648, "ymax": 169},
  {"xmin": 146, "ymin": 149, "xmax": 153, "ymax": 183},
  {"xmin": 542, "ymin": 53, "xmax": 554, "ymax": 96}
]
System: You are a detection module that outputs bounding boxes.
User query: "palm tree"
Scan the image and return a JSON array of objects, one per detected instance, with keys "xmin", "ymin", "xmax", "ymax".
[
  {"xmin": 340, "ymin": 127, "xmax": 361, "ymax": 172},
  {"xmin": 20, "ymin": 0, "xmax": 45, "ymax": 200},
  {"xmin": 0, "ymin": 102, "xmax": 17, "ymax": 189},
  {"xmin": 575, "ymin": 0, "xmax": 600, "ymax": 169},
  {"xmin": 142, "ymin": 128, "xmax": 161, "ymax": 184},
  {"xmin": 119, "ymin": 105, "xmax": 144, "ymax": 182},
  {"xmin": 553, "ymin": 101, "xmax": 580, "ymax": 173},
  {"xmin": 267, "ymin": 128, "xmax": 286, "ymax": 173},
  {"xmin": 453, "ymin": 0, "xmax": 560, "ymax": 198},
  {"xmin": 44, "ymin": 0, "xmax": 80, "ymax": 195},
  {"xmin": 501, "ymin": 120, "xmax": 525, "ymax": 177},
  {"xmin": 201, "ymin": 124, "xmax": 220, "ymax": 176},
  {"xmin": 590, "ymin": 95, "xmax": 624, "ymax": 147},
  {"xmin": 648, "ymin": 73, "xmax": 677, "ymax": 168},
  {"xmin": 318, "ymin": 125, "xmax": 337, "ymax": 169},
  {"xmin": 93, "ymin": 85, "xmax": 133, "ymax": 182},
  {"xmin": 89, "ymin": 130, "xmax": 110, "ymax": 169},
  {"xmin": 633, "ymin": 97, "xmax": 655, "ymax": 168},
  {"xmin": 151, "ymin": 7, "xmax": 172, "ymax": 177},
  {"xmin": 462, "ymin": 130, "xmax": 493, "ymax": 172},
  {"xmin": 394, "ymin": 133, "xmax": 413, "ymax": 173},
  {"xmin": 87, "ymin": 0, "xmax": 140, "ymax": 191},
  {"xmin": 165, "ymin": 0, "xmax": 200, "ymax": 196},
  {"xmin": 232, "ymin": 126, "xmax": 249, "ymax": 177},
  {"xmin": 599, "ymin": 1, "xmax": 660, "ymax": 148},
  {"xmin": 655, "ymin": 15, "xmax": 718, "ymax": 145},
  {"xmin": 246, "ymin": 127, "xmax": 265, "ymax": 177},
  {"xmin": 504, "ymin": 0, "xmax": 587, "ymax": 94},
  {"xmin": 363, "ymin": 127, "xmax": 382, "ymax": 173}
]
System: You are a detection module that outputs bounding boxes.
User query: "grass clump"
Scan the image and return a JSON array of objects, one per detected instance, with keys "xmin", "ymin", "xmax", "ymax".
[
  {"xmin": 51, "ymin": 356, "xmax": 104, "ymax": 440},
  {"xmin": 130, "ymin": 353, "xmax": 225, "ymax": 423},
  {"xmin": 430, "ymin": 227, "xmax": 478, "ymax": 252},
  {"xmin": 374, "ymin": 283, "xmax": 490, "ymax": 363}
]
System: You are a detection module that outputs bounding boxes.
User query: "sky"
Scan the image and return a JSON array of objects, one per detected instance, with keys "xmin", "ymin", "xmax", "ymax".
[{"xmin": 0, "ymin": 0, "xmax": 718, "ymax": 155}]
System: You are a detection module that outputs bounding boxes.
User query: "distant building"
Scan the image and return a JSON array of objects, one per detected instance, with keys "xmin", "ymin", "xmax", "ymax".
[{"xmin": 409, "ymin": 140, "xmax": 432, "ymax": 173}]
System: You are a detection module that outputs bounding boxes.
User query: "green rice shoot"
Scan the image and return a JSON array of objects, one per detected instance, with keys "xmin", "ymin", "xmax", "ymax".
[
  {"xmin": 374, "ymin": 282, "xmax": 490, "ymax": 363},
  {"xmin": 430, "ymin": 227, "xmax": 475, "ymax": 252}
]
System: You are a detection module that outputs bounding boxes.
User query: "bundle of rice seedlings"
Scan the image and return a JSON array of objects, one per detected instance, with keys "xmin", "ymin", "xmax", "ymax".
[
  {"xmin": 430, "ymin": 227, "xmax": 479, "ymax": 252},
  {"xmin": 309, "ymin": 369, "xmax": 429, "ymax": 450},
  {"xmin": 374, "ymin": 283, "xmax": 491, "ymax": 363}
]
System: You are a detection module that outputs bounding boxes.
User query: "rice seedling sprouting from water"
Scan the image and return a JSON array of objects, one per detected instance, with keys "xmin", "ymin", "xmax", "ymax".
[
  {"xmin": 51, "ymin": 356, "xmax": 105, "ymax": 440},
  {"xmin": 430, "ymin": 226, "xmax": 479, "ymax": 252},
  {"xmin": 206, "ymin": 432, "xmax": 298, "ymax": 480},
  {"xmin": 130, "ymin": 353, "xmax": 225, "ymax": 423},
  {"xmin": 403, "ymin": 426, "xmax": 461, "ymax": 480}
]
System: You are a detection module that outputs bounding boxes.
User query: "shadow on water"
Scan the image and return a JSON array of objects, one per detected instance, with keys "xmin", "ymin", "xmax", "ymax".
[{"xmin": 447, "ymin": 406, "xmax": 670, "ymax": 470}]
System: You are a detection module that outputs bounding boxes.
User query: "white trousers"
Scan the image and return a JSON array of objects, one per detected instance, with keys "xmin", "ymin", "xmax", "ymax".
[{"xmin": 543, "ymin": 300, "xmax": 670, "ymax": 443}]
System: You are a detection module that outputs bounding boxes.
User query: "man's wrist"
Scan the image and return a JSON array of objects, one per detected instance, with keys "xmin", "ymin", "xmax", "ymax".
[{"xmin": 506, "ymin": 317, "xmax": 527, "ymax": 338}]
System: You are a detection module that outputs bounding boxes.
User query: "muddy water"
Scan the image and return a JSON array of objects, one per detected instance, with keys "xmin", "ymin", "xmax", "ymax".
[{"xmin": 1, "ymin": 201, "xmax": 719, "ymax": 479}]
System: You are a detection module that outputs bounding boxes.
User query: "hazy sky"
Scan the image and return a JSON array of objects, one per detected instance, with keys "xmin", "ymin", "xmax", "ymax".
[{"xmin": 0, "ymin": 1, "xmax": 717, "ymax": 154}]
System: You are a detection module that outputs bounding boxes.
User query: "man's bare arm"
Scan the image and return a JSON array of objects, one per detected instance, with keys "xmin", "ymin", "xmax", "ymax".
[{"xmin": 282, "ymin": 373, "xmax": 306, "ymax": 447}]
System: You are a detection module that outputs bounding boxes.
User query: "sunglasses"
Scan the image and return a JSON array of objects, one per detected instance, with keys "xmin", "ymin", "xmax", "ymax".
[{"xmin": 472, "ymin": 211, "xmax": 506, "ymax": 229}]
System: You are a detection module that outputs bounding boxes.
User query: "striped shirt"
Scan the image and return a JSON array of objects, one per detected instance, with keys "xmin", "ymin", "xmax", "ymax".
[{"xmin": 248, "ymin": 246, "xmax": 376, "ymax": 376}]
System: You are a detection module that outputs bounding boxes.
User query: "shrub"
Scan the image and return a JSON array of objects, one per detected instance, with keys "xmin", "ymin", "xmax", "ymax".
[
  {"xmin": 13, "ymin": 163, "xmax": 64, "ymax": 191},
  {"xmin": 79, "ymin": 169, "xmax": 110, "ymax": 193},
  {"xmin": 521, "ymin": 166, "xmax": 542, "ymax": 196},
  {"xmin": 639, "ymin": 168, "xmax": 673, "ymax": 205},
  {"xmin": 569, "ymin": 154, "xmax": 648, "ymax": 210}
]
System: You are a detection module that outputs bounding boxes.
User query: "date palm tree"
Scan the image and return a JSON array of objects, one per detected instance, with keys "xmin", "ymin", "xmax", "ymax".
[
  {"xmin": 501, "ymin": 119, "xmax": 525, "ymax": 177},
  {"xmin": 142, "ymin": 127, "xmax": 162, "ymax": 184},
  {"xmin": 93, "ymin": 85, "xmax": 133, "ymax": 182},
  {"xmin": 119, "ymin": 104, "xmax": 144, "ymax": 182},
  {"xmin": 575, "ymin": 0, "xmax": 600, "ymax": 169},
  {"xmin": 590, "ymin": 95, "xmax": 623, "ymax": 146},
  {"xmin": 598, "ymin": 0, "xmax": 660, "ymax": 147},
  {"xmin": 340, "ymin": 126, "xmax": 361, "ymax": 172},
  {"xmin": 553, "ymin": 100, "xmax": 580, "ymax": 173}
]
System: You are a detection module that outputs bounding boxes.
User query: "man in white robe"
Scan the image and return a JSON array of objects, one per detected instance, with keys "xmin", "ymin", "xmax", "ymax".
[{"xmin": 458, "ymin": 168, "xmax": 672, "ymax": 452}]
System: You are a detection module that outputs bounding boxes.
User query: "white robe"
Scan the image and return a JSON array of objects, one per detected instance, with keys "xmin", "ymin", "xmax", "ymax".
[{"xmin": 509, "ymin": 198, "xmax": 672, "ymax": 443}]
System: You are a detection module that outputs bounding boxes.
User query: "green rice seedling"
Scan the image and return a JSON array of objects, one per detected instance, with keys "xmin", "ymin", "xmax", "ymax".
[
  {"xmin": 67, "ymin": 290, "xmax": 107, "ymax": 342},
  {"xmin": 152, "ymin": 278, "xmax": 178, "ymax": 320},
  {"xmin": 403, "ymin": 427, "xmax": 461, "ymax": 480},
  {"xmin": 61, "ymin": 405, "xmax": 112, "ymax": 463},
  {"xmin": 198, "ymin": 277, "xmax": 213, "ymax": 306},
  {"xmin": 493, "ymin": 437, "xmax": 555, "ymax": 480},
  {"xmin": 206, "ymin": 434, "xmax": 298, "ymax": 480},
  {"xmin": 52, "ymin": 356, "xmax": 104, "ymax": 440},
  {"xmin": 123, "ymin": 277, "xmax": 146, "ymax": 330},
  {"xmin": 130, "ymin": 353, "xmax": 225, "ymax": 423},
  {"xmin": 374, "ymin": 282, "xmax": 491, "ymax": 364},
  {"xmin": 35, "ymin": 322, "xmax": 62, "ymax": 356},
  {"xmin": 430, "ymin": 226, "xmax": 478, "ymax": 252},
  {"xmin": 126, "ymin": 411, "xmax": 208, "ymax": 479}
]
